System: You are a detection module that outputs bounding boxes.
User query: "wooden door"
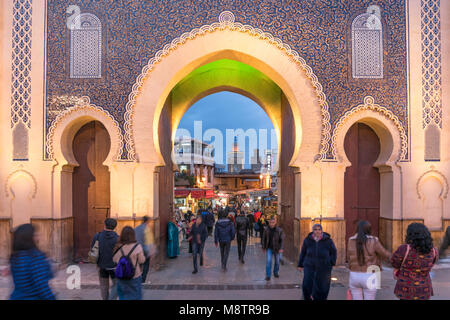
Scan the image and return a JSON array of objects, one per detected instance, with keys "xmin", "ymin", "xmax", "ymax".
[
  {"xmin": 344, "ymin": 123, "xmax": 380, "ymax": 246},
  {"xmin": 72, "ymin": 121, "xmax": 111, "ymax": 261}
]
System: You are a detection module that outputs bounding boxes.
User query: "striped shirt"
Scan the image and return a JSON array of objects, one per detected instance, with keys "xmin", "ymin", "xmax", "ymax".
[{"xmin": 10, "ymin": 249, "xmax": 55, "ymax": 300}]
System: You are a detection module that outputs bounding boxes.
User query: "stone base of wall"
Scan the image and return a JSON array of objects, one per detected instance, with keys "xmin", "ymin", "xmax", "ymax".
[
  {"xmin": 299, "ymin": 218, "xmax": 346, "ymax": 265},
  {"xmin": 379, "ymin": 218, "xmax": 450, "ymax": 253},
  {"xmin": 31, "ymin": 217, "xmax": 73, "ymax": 263},
  {"xmin": 0, "ymin": 218, "xmax": 12, "ymax": 263}
]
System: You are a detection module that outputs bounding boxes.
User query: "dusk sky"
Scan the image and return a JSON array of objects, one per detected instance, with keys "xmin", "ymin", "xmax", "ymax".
[{"xmin": 176, "ymin": 91, "xmax": 277, "ymax": 168}]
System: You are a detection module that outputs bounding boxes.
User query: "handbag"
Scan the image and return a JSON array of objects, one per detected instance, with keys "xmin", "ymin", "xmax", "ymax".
[
  {"xmin": 393, "ymin": 244, "xmax": 410, "ymax": 280},
  {"xmin": 88, "ymin": 233, "xmax": 100, "ymax": 264}
]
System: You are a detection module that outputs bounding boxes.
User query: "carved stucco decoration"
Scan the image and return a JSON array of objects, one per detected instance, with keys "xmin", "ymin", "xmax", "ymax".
[
  {"xmin": 123, "ymin": 11, "xmax": 332, "ymax": 161},
  {"xmin": 5, "ymin": 169, "xmax": 38, "ymax": 199},
  {"xmin": 416, "ymin": 166, "xmax": 449, "ymax": 200},
  {"xmin": 46, "ymin": 96, "xmax": 124, "ymax": 161},
  {"xmin": 331, "ymin": 96, "xmax": 408, "ymax": 161}
]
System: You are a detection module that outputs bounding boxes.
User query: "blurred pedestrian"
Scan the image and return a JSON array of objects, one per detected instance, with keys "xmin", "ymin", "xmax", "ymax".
[
  {"xmin": 9, "ymin": 224, "xmax": 56, "ymax": 300},
  {"xmin": 135, "ymin": 216, "xmax": 151, "ymax": 284},
  {"xmin": 439, "ymin": 226, "xmax": 450, "ymax": 259}
]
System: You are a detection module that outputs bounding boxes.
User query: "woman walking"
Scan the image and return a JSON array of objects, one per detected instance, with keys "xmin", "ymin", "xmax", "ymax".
[
  {"xmin": 391, "ymin": 223, "xmax": 438, "ymax": 300},
  {"xmin": 9, "ymin": 224, "xmax": 55, "ymax": 300},
  {"xmin": 113, "ymin": 226, "xmax": 146, "ymax": 300},
  {"xmin": 297, "ymin": 224, "xmax": 337, "ymax": 300},
  {"xmin": 347, "ymin": 221, "xmax": 391, "ymax": 300}
]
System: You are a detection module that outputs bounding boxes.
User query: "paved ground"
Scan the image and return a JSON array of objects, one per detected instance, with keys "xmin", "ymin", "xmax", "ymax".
[{"xmin": 0, "ymin": 235, "xmax": 449, "ymax": 300}]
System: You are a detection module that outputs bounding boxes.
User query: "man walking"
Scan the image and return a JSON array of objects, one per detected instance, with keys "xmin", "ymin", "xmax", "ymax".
[
  {"xmin": 205, "ymin": 208, "xmax": 215, "ymax": 237},
  {"xmin": 247, "ymin": 211, "xmax": 255, "ymax": 237},
  {"xmin": 214, "ymin": 211, "xmax": 236, "ymax": 271},
  {"xmin": 235, "ymin": 209, "xmax": 249, "ymax": 263},
  {"xmin": 91, "ymin": 218, "xmax": 119, "ymax": 300},
  {"xmin": 262, "ymin": 216, "xmax": 285, "ymax": 281},
  {"xmin": 188, "ymin": 215, "xmax": 208, "ymax": 274},
  {"xmin": 135, "ymin": 216, "xmax": 151, "ymax": 283}
]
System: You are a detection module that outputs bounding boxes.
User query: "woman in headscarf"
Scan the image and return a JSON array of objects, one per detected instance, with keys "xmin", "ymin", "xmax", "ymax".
[{"xmin": 297, "ymin": 223, "xmax": 337, "ymax": 300}]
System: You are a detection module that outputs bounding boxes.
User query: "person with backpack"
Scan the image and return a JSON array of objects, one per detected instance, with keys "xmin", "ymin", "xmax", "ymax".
[
  {"xmin": 188, "ymin": 215, "xmax": 208, "ymax": 274},
  {"xmin": 235, "ymin": 209, "xmax": 249, "ymax": 264},
  {"xmin": 113, "ymin": 226, "xmax": 146, "ymax": 300},
  {"xmin": 214, "ymin": 210, "xmax": 236, "ymax": 271},
  {"xmin": 297, "ymin": 223, "xmax": 337, "ymax": 301},
  {"xmin": 347, "ymin": 220, "xmax": 391, "ymax": 300},
  {"xmin": 9, "ymin": 224, "xmax": 56, "ymax": 300},
  {"xmin": 90, "ymin": 218, "xmax": 119, "ymax": 300},
  {"xmin": 391, "ymin": 223, "xmax": 438, "ymax": 300}
]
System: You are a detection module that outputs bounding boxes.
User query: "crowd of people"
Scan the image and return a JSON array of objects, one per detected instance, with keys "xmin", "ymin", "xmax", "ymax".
[{"xmin": 3, "ymin": 207, "xmax": 450, "ymax": 300}]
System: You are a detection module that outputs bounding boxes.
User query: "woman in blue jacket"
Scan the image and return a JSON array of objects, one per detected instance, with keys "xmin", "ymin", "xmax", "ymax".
[
  {"xmin": 297, "ymin": 224, "xmax": 337, "ymax": 301},
  {"xmin": 9, "ymin": 224, "xmax": 55, "ymax": 300}
]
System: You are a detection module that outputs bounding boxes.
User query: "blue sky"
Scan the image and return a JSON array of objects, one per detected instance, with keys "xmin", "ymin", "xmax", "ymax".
[{"xmin": 176, "ymin": 91, "xmax": 277, "ymax": 168}]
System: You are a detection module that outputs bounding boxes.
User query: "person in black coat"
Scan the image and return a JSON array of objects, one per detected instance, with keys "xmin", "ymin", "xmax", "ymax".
[
  {"xmin": 297, "ymin": 224, "xmax": 337, "ymax": 301},
  {"xmin": 188, "ymin": 215, "xmax": 208, "ymax": 274},
  {"xmin": 205, "ymin": 208, "xmax": 215, "ymax": 237},
  {"xmin": 235, "ymin": 209, "xmax": 249, "ymax": 263},
  {"xmin": 214, "ymin": 210, "xmax": 236, "ymax": 271}
]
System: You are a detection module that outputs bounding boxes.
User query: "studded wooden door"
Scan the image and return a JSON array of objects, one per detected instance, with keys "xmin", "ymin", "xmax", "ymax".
[
  {"xmin": 72, "ymin": 121, "xmax": 111, "ymax": 261},
  {"xmin": 344, "ymin": 123, "xmax": 380, "ymax": 247}
]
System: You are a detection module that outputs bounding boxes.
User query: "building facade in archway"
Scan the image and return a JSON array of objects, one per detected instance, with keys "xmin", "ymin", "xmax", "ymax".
[{"xmin": 0, "ymin": 1, "xmax": 449, "ymax": 264}]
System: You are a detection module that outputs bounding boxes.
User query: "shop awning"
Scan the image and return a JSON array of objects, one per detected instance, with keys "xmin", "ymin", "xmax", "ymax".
[
  {"xmin": 205, "ymin": 189, "xmax": 216, "ymax": 198},
  {"xmin": 190, "ymin": 189, "xmax": 205, "ymax": 199},
  {"xmin": 174, "ymin": 189, "xmax": 190, "ymax": 197}
]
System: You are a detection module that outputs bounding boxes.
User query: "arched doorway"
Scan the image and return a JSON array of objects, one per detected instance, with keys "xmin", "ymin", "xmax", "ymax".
[
  {"xmin": 344, "ymin": 122, "xmax": 381, "ymax": 243},
  {"xmin": 157, "ymin": 59, "xmax": 298, "ymax": 261},
  {"xmin": 72, "ymin": 120, "xmax": 111, "ymax": 260}
]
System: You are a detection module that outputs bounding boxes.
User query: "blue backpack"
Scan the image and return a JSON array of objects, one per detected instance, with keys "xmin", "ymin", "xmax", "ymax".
[{"xmin": 115, "ymin": 243, "xmax": 139, "ymax": 280}]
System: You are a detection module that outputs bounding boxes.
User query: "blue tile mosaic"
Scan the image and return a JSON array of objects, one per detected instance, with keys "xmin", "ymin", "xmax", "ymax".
[{"xmin": 44, "ymin": 0, "xmax": 408, "ymax": 160}]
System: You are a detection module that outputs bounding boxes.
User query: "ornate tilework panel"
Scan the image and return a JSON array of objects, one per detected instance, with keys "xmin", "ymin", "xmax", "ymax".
[
  {"xmin": 352, "ymin": 6, "xmax": 383, "ymax": 78},
  {"xmin": 421, "ymin": 0, "xmax": 441, "ymax": 129},
  {"xmin": 44, "ymin": 0, "xmax": 408, "ymax": 160},
  {"xmin": 70, "ymin": 13, "xmax": 102, "ymax": 78},
  {"xmin": 11, "ymin": 0, "xmax": 32, "ymax": 130}
]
